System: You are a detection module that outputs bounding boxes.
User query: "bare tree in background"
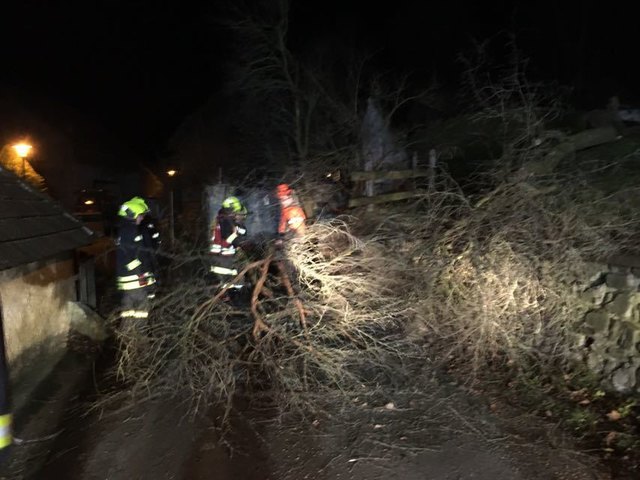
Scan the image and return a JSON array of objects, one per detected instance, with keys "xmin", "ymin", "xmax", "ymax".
[
  {"xmin": 218, "ymin": 0, "xmax": 377, "ymax": 176},
  {"xmin": 168, "ymin": 0, "xmax": 442, "ymax": 187},
  {"xmin": 457, "ymin": 36, "xmax": 566, "ymax": 178}
]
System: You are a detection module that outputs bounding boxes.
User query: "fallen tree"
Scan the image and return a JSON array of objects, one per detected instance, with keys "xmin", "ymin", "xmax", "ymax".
[
  {"xmin": 516, "ymin": 126, "xmax": 621, "ymax": 178},
  {"xmin": 106, "ymin": 166, "xmax": 640, "ymax": 421},
  {"xmin": 110, "ymin": 219, "xmax": 416, "ymax": 418}
]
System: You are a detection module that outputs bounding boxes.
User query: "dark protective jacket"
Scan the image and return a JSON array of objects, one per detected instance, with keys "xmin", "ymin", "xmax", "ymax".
[
  {"xmin": 210, "ymin": 209, "xmax": 247, "ymax": 256},
  {"xmin": 139, "ymin": 215, "xmax": 161, "ymax": 274},
  {"xmin": 140, "ymin": 215, "xmax": 162, "ymax": 251},
  {"xmin": 116, "ymin": 218, "xmax": 156, "ymax": 291}
]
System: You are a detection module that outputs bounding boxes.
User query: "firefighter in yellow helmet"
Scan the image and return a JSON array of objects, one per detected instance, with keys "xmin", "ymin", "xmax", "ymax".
[
  {"xmin": 209, "ymin": 196, "xmax": 248, "ymax": 294},
  {"xmin": 129, "ymin": 196, "xmax": 161, "ymax": 274},
  {"xmin": 116, "ymin": 197, "xmax": 157, "ymax": 324}
]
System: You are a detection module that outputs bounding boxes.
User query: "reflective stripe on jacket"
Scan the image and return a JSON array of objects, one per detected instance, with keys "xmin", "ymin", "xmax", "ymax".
[
  {"xmin": 116, "ymin": 219, "xmax": 156, "ymax": 283},
  {"xmin": 0, "ymin": 414, "xmax": 11, "ymax": 449},
  {"xmin": 210, "ymin": 211, "xmax": 246, "ymax": 255},
  {"xmin": 116, "ymin": 272, "xmax": 156, "ymax": 291}
]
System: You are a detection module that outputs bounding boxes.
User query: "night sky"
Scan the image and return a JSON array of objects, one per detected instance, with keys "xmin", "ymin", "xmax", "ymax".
[{"xmin": 1, "ymin": 0, "xmax": 637, "ymax": 163}]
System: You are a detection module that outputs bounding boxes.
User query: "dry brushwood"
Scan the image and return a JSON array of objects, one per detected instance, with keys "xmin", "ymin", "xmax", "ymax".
[
  {"xmin": 399, "ymin": 177, "xmax": 640, "ymax": 377},
  {"xmin": 107, "ymin": 167, "xmax": 640, "ymax": 418},
  {"xmin": 109, "ymin": 219, "xmax": 414, "ymax": 418}
]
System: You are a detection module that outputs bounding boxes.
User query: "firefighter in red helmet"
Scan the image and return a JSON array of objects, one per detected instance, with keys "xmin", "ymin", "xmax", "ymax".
[{"xmin": 276, "ymin": 183, "xmax": 306, "ymax": 240}]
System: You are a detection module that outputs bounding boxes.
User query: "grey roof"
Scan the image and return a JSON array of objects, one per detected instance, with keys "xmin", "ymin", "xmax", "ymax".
[{"xmin": 0, "ymin": 166, "xmax": 93, "ymax": 271}]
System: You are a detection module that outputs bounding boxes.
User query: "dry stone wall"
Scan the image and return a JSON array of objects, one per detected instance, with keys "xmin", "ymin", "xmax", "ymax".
[{"xmin": 575, "ymin": 256, "xmax": 640, "ymax": 394}]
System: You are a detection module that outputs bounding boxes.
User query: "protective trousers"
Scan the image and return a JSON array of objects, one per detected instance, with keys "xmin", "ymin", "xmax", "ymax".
[
  {"xmin": 210, "ymin": 254, "xmax": 244, "ymax": 290},
  {"xmin": 120, "ymin": 286, "xmax": 155, "ymax": 330}
]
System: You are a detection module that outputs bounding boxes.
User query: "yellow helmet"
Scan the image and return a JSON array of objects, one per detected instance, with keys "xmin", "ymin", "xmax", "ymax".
[
  {"xmin": 222, "ymin": 196, "xmax": 247, "ymax": 214},
  {"xmin": 118, "ymin": 197, "xmax": 150, "ymax": 219},
  {"xmin": 129, "ymin": 196, "xmax": 150, "ymax": 209}
]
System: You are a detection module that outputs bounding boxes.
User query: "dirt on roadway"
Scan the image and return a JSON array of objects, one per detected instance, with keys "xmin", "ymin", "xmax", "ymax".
[{"xmin": 23, "ymin": 372, "xmax": 617, "ymax": 480}]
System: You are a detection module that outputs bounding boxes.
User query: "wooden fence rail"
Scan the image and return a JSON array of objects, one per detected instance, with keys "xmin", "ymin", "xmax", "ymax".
[
  {"xmin": 347, "ymin": 164, "xmax": 434, "ymax": 208},
  {"xmin": 350, "ymin": 169, "xmax": 431, "ymax": 182},
  {"xmin": 348, "ymin": 190, "xmax": 421, "ymax": 207}
]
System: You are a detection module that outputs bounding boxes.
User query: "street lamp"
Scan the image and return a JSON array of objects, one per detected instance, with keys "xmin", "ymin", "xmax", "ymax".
[
  {"xmin": 166, "ymin": 169, "xmax": 178, "ymax": 247},
  {"xmin": 13, "ymin": 143, "xmax": 32, "ymax": 179}
]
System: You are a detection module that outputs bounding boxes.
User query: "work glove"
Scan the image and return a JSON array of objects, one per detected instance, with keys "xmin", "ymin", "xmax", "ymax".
[
  {"xmin": 147, "ymin": 285, "xmax": 157, "ymax": 299},
  {"xmin": 138, "ymin": 274, "xmax": 149, "ymax": 286}
]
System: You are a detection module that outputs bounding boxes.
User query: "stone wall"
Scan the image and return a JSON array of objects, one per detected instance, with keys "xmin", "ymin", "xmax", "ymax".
[{"xmin": 575, "ymin": 256, "xmax": 640, "ymax": 394}]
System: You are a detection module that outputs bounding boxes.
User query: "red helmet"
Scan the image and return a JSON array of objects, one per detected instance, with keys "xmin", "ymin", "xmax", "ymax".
[{"xmin": 276, "ymin": 183, "xmax": 292, "ymax": 198}]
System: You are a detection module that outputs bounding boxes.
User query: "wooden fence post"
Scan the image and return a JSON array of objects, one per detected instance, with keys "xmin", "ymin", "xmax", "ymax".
[
  {"xmin": 364, "ymin": 158, "xmax": 374, "ymax": 211},
  {"xmin": 429, "ymin": 149, "xmax": 437, "ymax": 191},
  {"xmin": 412, "ymin": 152, "xmax": 419, "ymax": 191},
  {"xmin": 79, "ymin": 258, "xmax": 97, "ymax": 308}
]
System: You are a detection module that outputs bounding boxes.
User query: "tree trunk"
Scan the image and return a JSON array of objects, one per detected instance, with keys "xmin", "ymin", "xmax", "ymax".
[{"xmin": 516, "ymin": 126, "xmax": 619, "ymax": 178}]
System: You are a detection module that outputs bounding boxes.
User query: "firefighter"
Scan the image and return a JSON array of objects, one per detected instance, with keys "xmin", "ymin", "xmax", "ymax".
[
  {"xmin": 276, "ymin": 183, "xmax": 306, "ymax": 241},
  {"xmin": 116, "ymin": 197, "xmax": 157, "ymax": 323},
  {"xmin": 0, "ymin": 314, "xmax": 12, "ymax": 464},
  {"xmin": 209, "ymin": 196, "xmax": 248, "ymax": 292},
  {"xmin": 129, "ymin": 196, "xmax": 162, "ymax": 276},
  {"xmin": 274, "ymin": 184, "xmax": 306, "ymax": 295}
]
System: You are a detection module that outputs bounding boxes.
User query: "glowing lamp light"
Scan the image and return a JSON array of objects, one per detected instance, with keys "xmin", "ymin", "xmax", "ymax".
[
  {"xmin": 84, "ymin": 199, "xmax": 95, "ymax": 205},
  {"xmin": 166, "ymin": 168, "xmax": 178, "ymax": 246},
  {"xmin": 13, "ymin": 143, "xmax": 32, "ymax": 158}
]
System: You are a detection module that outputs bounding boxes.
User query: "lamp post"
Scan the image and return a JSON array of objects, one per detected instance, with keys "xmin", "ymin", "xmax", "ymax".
[
  {"xmin": 167, "ymin": 169, "xmax": 177, "ymax": 247},
  {"xmin": 13, "ymin": 143, "xmax": 32, "ymax": 180}
]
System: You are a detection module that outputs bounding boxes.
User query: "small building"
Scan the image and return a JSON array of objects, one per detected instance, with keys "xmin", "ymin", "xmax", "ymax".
[{"xmin": 0, "ymin": 165, "xmax": 96, "ymax": 411}]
